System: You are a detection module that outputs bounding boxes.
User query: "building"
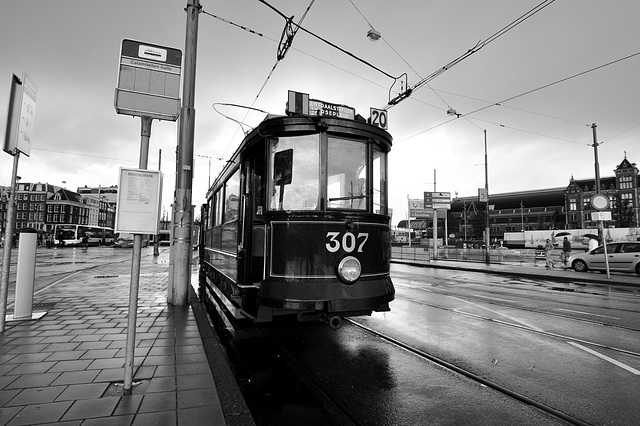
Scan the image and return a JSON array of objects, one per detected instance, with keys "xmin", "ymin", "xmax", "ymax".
[
  {"xmin": 564, "ymin": 156, "xmax": 638, "ymax": 229},
  {"xmin": 0, "ymin": 183, "xmax": 119, "ymax": 243},
  {"xmin": 77, "ymin": 185, "xmax": 116, "ymax": 228},
  {"xmin": 47, "ymin": 188, "xmax": 89, "ymax": 230},
  {"xmin": 412, "ymin": 155, "xmax": 639, "ymax": 243},
  {"xmin": 0, "ymin": 182, "xmax": 60, "ymax": 235}
]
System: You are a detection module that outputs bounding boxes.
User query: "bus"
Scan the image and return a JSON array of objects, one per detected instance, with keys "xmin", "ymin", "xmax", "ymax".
[{"xmin": 54, "ymin": 224, "xmax": 115, "ymax": 247}]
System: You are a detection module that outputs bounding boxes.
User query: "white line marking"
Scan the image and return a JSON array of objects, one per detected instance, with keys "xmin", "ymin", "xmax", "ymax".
[
  {"xmin": 567, "ymin": 341, "xmax": 640, "ymax": 375},
  {"xmin": 449, "ymin": 296, "xmax": 544, "ymax": 332},
  {"xmin": 473, "ymin": 294, "xmax": 515, "ymax": 303},
  {"xmin": 558, "ymin": 308, "xmax": 619, "ymax": 320}
]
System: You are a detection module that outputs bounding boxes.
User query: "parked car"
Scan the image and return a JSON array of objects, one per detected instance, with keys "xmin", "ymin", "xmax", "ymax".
[
  {"xmin": 568, "ymin": 242, "xmax": 640, "ymax": 275},
  {"xmin": 113, "ymin": 232, "xmax": 149, "ymax": 248}
]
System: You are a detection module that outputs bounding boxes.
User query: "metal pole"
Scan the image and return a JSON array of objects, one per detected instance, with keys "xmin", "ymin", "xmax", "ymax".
[
  {"xmin": 484, "ymin": 129, "xmax": 490, "ymax": 264},
  {"xmin": 0, "ymin": 152, "xmax": 20, "ymax": 332},
  {"xmin": 123, "ymin": 116, "xmax": 152, "ymax": 394},
  {"xmin": 153, "ymin": 148, "xmax": 161, "ymax": 256},
  {"xmin": 170, "ymin": 0, "xmax": 199, "ymax": 306},
  {"xmin": 433, "ymin": 170, "xmax": 438, "ymax": 260},
  {"xmin": 592, "ymin": 123, "xmax": 600, "ymax": 195}
]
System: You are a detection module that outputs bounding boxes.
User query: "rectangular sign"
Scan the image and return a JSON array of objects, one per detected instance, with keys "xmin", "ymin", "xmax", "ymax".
[
  {"xmin": 115, "ymin": 168, "xmax": 163, "ymax": 234},
  {"xmin": 285, "ymin": 90, "xmax": 355, "ymax": 119},
  {"xmin": 591, "ymin": 211, "xmax": 612, "ymax": 221},
  {"xmin": 432, "ymin": 203, "xmax": 451, "ymax": 210},
  {"xmin": 308, "ymin": 99, "xmax": 355, "ymax": 119},
  {"xmin": 478, "ymin": 188, "xmax": 488, "ymax": 202},
  {"xmin": 3, "ymin": 73, "xmax": 37, "ymax": 156},
  {"xmin": 369, "ymin": 107, "xmax": 388, "ymax": 130},
  {"xmin": 115, "ymin": 39, "xmax": 182, "ymax": 121},
  {"xmin": 408, "ymin": 199, "xmax": 434, "ymax": 218}
]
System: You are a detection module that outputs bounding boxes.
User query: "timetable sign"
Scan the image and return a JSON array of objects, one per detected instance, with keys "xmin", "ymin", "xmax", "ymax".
[{"xmin": 114, "ymin": 39, "xmax": 182, "ymax": 121}]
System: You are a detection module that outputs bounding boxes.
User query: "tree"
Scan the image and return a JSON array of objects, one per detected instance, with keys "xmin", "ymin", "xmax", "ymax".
[{"xmin": 616, "ymin": 199, "xmax": 635, "ymax": 227}]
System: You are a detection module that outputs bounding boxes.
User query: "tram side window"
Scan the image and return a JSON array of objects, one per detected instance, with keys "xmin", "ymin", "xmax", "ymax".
[
  {"xmin": 220, "ymin": 169, "xmax": 240, "ymax": 253},
  {"xmin": 327, "ymin": 137, "xmax": 367, "ymax": 210},
  {"xmin": 268, "ymin": 135, "xmax": 319, "ymax": 211},
  {"xmin": 224, "ymin": 170, "xmax": 240, "ymax": 222},
  {"xmin": 373, "ymin": 146, "xmax": 387, "ymax": 215}
]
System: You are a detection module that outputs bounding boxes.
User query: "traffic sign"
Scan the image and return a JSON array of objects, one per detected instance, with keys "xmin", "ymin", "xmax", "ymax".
[{"xmin": 424, "ymin": 191, "xmax": 451, "ymax": 209}]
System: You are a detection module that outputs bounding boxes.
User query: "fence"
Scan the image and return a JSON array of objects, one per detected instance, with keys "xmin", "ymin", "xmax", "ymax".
[{"xmin": 391, "ymin": 246, "xmax": 566, "ymax": 266}]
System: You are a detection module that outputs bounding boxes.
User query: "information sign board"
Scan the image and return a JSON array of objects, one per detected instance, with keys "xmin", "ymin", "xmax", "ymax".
[
  {"xmin": 115, "ymin": 168, "xmax": 163, "ymax": 234},
  {"xmin": 3, "ymin": 73, "xmax": 37, "ymax": 156},
  {"xmin": 424, "ymin": 191, "xmax": 451, "ymax": 210},
  {"xmin": 408, "ymin": 199, "xmax": 434, "ymax": 218},
  {"xmin": 591, "ymin": 211, "xmax": 612, "ymax": 222},
  {"xmin": 114, "ymin": 39, "xmax": 182, "ymax": 121}
]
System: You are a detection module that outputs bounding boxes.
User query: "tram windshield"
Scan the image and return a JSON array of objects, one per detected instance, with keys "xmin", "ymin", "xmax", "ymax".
[
  {"xmin": 268, "ymin": 134, "xmax": 387, "ymax": 214},
  {"xmin": 269, "ymin": 135, "xmax": 320, "ymax": 211}
]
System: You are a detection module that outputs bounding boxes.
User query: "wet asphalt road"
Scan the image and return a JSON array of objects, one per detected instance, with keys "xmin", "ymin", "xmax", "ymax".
[{"xmin": 264, "ymin": 264, "xmax": 640, "ymax": 425}]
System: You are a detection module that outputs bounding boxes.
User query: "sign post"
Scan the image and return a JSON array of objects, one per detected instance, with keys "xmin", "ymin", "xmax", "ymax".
[
  {"xmin": 1, "ymin": 73, "xmax": 37, "ymax": 332},
  {"xmin": 114, "ymin": 38, "xmax": 180, "ymax": 394},
  {"xmin": 424, "ymin": 192, "xmax": 451, "ymax": 259},
  {"xmin": 591, "ymin": 194, "xmax": 611, "ymax": 279}
]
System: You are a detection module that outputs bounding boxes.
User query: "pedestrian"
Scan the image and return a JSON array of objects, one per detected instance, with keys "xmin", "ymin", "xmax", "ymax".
[
  {"xmin": 562, "ymin": 237, "xmax": 571, "ymax": 266},
  {"xmin": 82, "ymin": 234, "xmax": 89, "ymax": 249},
  {"xmin": 544, "ymin": 238, "xmax": 554, "ymax": 268}
]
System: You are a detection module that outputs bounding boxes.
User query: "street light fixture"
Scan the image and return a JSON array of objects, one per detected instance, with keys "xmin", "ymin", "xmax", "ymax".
[{"xmin": 367, "ymin": 27, "xmax": 381, "ymax": 41}]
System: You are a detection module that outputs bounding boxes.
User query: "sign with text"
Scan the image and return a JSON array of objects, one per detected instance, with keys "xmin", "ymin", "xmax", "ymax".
[
  {"xmin": 3, "ymin": 73, "xmax": 37, "ymax": 156},
  {"xmin": 114, "ymin": 39, "xmax": 182, "ymax": 121},
  {"xmin": 369, "ymin": 107, "xmax": 388, "ymax": 129},
  {"xmin": 424, "ymin": 191, "xmax": 451, "ymax": 210},
  {"xmin": 591, "ymin": 211, "xmax": 612, "ymax": 222},
  {"xmin": 115, "ymin": 168, "xmax": 163, "ymax": 234},
  {"xmin": 408, "ymin": 199, "xmax": 434, "ymax": 218},
  {"xmin": 286, "ymin": 90, "xmax": 355, "ymax": 119}
]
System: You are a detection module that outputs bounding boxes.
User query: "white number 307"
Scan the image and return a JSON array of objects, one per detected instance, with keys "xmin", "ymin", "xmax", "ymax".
[{"xmin": 325, "ymin": 232, "xmax": 368, "ymax": 253}]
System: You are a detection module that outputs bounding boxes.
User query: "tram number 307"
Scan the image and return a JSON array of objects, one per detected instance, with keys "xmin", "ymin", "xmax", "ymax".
[{"xmin": 325, "ymin": 232, "xmax": 369, "ymax": 253}]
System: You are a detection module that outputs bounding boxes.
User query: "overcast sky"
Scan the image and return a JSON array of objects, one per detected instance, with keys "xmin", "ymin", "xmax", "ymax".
[{"xmin": 2, "ymin": 0, "xmax": 639, "ymax": 225}]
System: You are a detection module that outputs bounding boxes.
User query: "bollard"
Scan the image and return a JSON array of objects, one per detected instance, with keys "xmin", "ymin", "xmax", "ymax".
[{"xmin": 14, "ymin": 228, "xmax": 38, "ymax": 320}]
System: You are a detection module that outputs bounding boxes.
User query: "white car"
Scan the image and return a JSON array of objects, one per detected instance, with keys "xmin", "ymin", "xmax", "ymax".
[{"xmin": 568, "ymin": 242, "xmax": 640, "ymax": 275}]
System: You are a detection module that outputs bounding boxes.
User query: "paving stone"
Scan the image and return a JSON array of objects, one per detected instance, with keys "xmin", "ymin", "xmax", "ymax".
[
  {"xmin": 60, "ymin": 396, "xmax": 120, "ymax": 421},
  {"xmin": 5, "ymin": 401, "xmax": 73, "ymax": 426}
]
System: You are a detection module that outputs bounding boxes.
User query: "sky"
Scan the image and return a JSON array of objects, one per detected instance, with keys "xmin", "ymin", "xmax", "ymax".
[{"xmin": 1, "ymin": 0, "xmax": 640, "ymax": 225}]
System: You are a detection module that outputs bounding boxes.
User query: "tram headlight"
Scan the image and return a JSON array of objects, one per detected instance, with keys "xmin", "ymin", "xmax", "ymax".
[{"xmin": 337, "ymin": 256, "xmax": 361, "ymax": 284}]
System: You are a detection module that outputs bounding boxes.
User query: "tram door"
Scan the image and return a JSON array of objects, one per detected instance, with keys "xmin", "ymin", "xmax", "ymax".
[{"xmin": 243, "ymin": 150, "xmax": 266, "ymax": 285}]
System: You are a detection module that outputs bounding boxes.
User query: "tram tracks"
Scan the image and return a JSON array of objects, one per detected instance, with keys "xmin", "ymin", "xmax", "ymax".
[
  {"xmin": 345, "ymin": 318, "xmax": 591, "ymax": 426},
  {"xmin": 394, "ymin": 291, "xmax": 640, "ymax": 361}
]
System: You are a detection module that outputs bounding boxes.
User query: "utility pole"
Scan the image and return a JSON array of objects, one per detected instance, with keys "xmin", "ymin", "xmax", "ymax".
[
  {"xmin": 169, "ymin": 0, "xmax": 199, "ymax": 306},
  {"xmin": 153, "ymin": 148, "xmax": 162, "ymax": 256},
  {"xmin": 484, "ymin": 129, "xmax": 490, "ymax": 264},
  {"xmin": 592, "ymin": 123, "xmax": 601, "ymax": 194}
]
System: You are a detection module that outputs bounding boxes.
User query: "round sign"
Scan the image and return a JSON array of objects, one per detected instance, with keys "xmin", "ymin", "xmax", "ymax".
[{"xmin": 591, "ymin": 194, "xmax": 609, "ymax": 210}]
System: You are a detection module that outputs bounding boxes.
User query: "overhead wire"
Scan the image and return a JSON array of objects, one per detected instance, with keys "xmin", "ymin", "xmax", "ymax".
[
  {"xmin": 462, "ymin": 49, "xmax": 640, "ymax": 119},
  {"xmin": 258, "ymin": 0, "xmax": 409, "ymax": 97},
  {"xmin": 385, "ymin": 0, "xmax": 556, "ymax": 108}
]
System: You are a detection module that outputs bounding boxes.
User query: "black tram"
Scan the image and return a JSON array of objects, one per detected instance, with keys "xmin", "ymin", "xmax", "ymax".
[{"xmin": 199, "ymin": 100, "xmax": 394, "ymax": 329}]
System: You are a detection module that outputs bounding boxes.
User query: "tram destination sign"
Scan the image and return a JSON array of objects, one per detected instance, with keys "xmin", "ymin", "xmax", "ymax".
[{"xmin": 287, "ymin": 90, "xmax": 355, "ymax": 119}]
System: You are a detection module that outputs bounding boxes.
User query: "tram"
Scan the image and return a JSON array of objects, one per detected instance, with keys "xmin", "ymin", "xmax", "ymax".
[{"xmin": 199, "ymin": 92, "xmax": 395, "ymax": 329}]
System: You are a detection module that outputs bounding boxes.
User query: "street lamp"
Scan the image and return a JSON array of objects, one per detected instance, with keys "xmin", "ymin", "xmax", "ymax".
[{"xmin": 367, "ymin": 27, "xmax": 381, "ymax": 41}]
